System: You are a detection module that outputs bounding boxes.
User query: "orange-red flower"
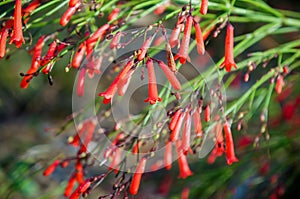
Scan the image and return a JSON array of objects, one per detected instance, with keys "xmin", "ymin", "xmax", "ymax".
[
  {"xmin": 20, "ymin": 35, "xmax": 45, "ymax": 88},
  {"xmin": 129, "ymin": 157, "xmax": 147, "ymax": 195},
  {"xmin": 137, "ymin": 36, "xmax": 153, "ymax": 61},
  {"xmin": 43, "ymin": 160, "xmax": 60, "ymax": 176},
  {"xmin": 176, "ymin": 141, "xmax": 193, "ymax": 179},
  {"xmin": 157, "ymin": 60, "xmax": 181, "ymax": 90},
  {"xmin": 22, "ymin": 0, "xmax": 40, "ymax": 23},
  {"xmin": 60, "ymin": 3, "xmax": 80, "ymax": 26},
  {"xmin": 76, "ymin": 68, "xmax": 86, "ymax": 97},
  {"xmin": 144, "ymin": 58, "xmax": 162, "ymax": 104},
  {"xmin": 200, "ymin": 0, "xmax": 208, "ymax": 15},
  {"xmin": 170, "ymin": 111, "xmax": 185, "ymax": 141},
  {"xmin": 69, "ymin": 0, "xmax": 81, "ymax": 7},
  {"xmin": 174, "ymin": 15, "xmax": 193, "ymax": 64},
  {"xmin": 224, "ymin": 122, "xmax": 238, "ymax": 165},
  {"xmin": 204, "ymin": 105, "xmax": 210, "ymax": 122},
  {"xmin": 181, "ymin": 111, "xmax": 192, "ymax": 155},
  {"xmin": 220, "ymin": 23, "xmax": 237, "ymax": 72},
  {"xmin": 275, "ymin": 75, "xmax": 284, "ymax": 94},
  {"xmin": 99, "ymin": 59, "xmax": 134, "ymax": 104},
  {"xmin": 193, "ymin": 20, "xmax": 205, "ymax": 55},
  {"xmin": 164, "ymin": 141, "xmax": 173, "ymax": 170},
  {"xmin": 0, "ymin": 28, "xmax": 9, "ymax": 58},
  {"xmin": 110, "ymin": 31, "xmax": 121, "ymax": 49},
  {"xmin": 193, "ymin": 107, "xmax": 203, "ymax": 137},
  {"xmin": 72, "ymin": 41, "xmax": 87, "ymax": 68},
  {"xmin": 10, "ymin": 0, "xmax": 25, "ymax": 48}
]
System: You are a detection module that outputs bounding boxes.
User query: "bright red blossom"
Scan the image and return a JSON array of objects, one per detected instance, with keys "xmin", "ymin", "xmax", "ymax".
[
  {"xmin": 174, "ymin": 15, "xmax": 193, "ymax": 64},
  {"xmin": 224, "ymin": 122, "xmax": 239, "ymax": 165},
  {"xmin": 220, "ymin": 23, "xmax": 237, "ymax": 72},
  {"xmin": 144, "ymin": 59, "xmax": 162, "ymax": 104},
  {"xmin": 129, "ymin": 157, "xmax": 147, "ymax": 195},
  {"xmin": 10, "ymin": 0, "xmax": 25, "ymax": 48}
]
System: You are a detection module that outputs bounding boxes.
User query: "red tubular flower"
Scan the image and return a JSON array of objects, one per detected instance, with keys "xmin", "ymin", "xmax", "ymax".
[
  {"xmin": 117, "ymin": 69, "xmax": 134, "ymax": 96},
  {"xmin": 0, "ymin": 29, "xmax": 9, "ymax": 58},
  {"xmin": 132, "ymin": 141, "xmax": 142, "ymax": 154},
  {"xmin": 166, "ymin": 43, "xmax": 177, "ymax": 72},
  {"xmin": 9, "ymin": 0, "xmax": 25, "ymax": 48},
  {"xmin": 220, "ymin": 23, "xmax": 237, "ymax": 72},
  {"xmin": 137, "ymin": 36, "xmax": 153, "ymax": 61},
  {"xmin": 169, "ymin": 24, "xmax": 183, "ymax": 48},
  {"xmin": 204, "ymin": 105, "xmax": 210, "ymax": 122},
  {"xmin": 224, "ymin": 122, "xmax": 238, "ymax": 165},
  {"xmin": 78, "ymin": 179, "xmax": 91, "ymax": 193},
  {"xmin": 110, "ymin": 31, "xmax": 121, "ymax": 49},
  {"xmin": 164, "ymin": 141, "xmax": 172, "ymax": 170},
  {"xmin": 99, "ymin": 59, "xmax": 134, "ymax": 104},
  {"xmin": 41, "ymin": 41, "xmax": 57, "ymax": 74},
  {"xmin": 275, "ymin": 75, "xmax": 284, "ymax": 94},
  {"xmin": 169, "ymin": 109, "xmax": 182, "ymax": 131},
  {"xmin": 22, "ymin": 0, "xmax": 40, "ymax": 23},
  {"xmin": 20, "ymin": 35, "xmax": 45, "ymax": 88},
  {"xmin": 76, "ymin": 68, "xmax": 86, "ymax": 96},
  {"xmin": 176, "ymin": 141, "xmax": 193, "ymax": 179},
  {"xmin": 108, "ymin": 8, "xmax": 120, "ymax": 22},
  {"xmin": 154, "ymin": 3, "xmax": 169, "ymax": 15},
  {"xmin": 193, "ymin": 107, "xmax": 203, "ymax": 137},
  {"xmin": 60, "ymin": 3, "xmax": 80, "ymax": 26},
  {"xmin": 181, "ymin": 187, "xmax": 190, "ymax": 199},
  {"xmin": 153, "ymin": 35, "xmax": 164, "ymax": 46},
  {"xmin": 157, "ymin": 60, "xmax": 181, "ymax": 90},
  {"xmin": 193, "ymin": 20, "xmax": 205, "ymax": 55},
  {"xmin": 69, "ymin": 0, "xmax": 80, "ymax": 7},
  {"xmin": 170, "ymin": 111, "xmax": 185, "ymax": 141},
  {"xmin": 144, "ymin": 59, "xmax": 162, "ymax": 104},
  {"xmin": 72, "ymin": 41, "xmax": 86, "ymax": 68},
  {"xmin": 64, "ymin": 174, "xmax": 77, "ymax": 197},
  {"xmin": 43, "ymin": 160, "xmax": 60, "ymax": 176},
  {"xmin": 200, "ymin": 0, "xmax": 208, "ymax": 15},
  {"xmin": 86, "ymin": 24, "xmax": 110, "ymax": 50},
  {"xmin": 129, "ymin": 157, "xmax": 147, "ymax": 195},
  {"xmin": 181, "ymin": 111, "xmax": 192, "ymax": 155},
  {"xmin": 174, "ymin": 15, "xmax": 193, "ymax": 64}
]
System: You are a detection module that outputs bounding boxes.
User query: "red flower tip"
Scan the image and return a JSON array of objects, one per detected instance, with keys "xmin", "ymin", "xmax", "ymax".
[
  {"xmin": 220, "ymin": 23, "xmax": 237, "ymax": 72},
  {"xmin": 174, "ymin": 15, "xmax": 193, "ymax": 64},
  {"xmin": 110, "ymin": 31, "xmax": 121, "ymax": 49},
  {"xmin": 169, "ymin": 24, "xmax": 183, "ymax": 48},
  {"xmin": 204, "ymin": 105, "xmax": 210, "ymax": 122},
  {"xmin": 224, "ymin": 122, "xmax": 238, "ymax": 165},
  {"xmin": 9, "ymin": 0, "xmax": 25, "ymax": 48},
  {"xmin": 76, "ymin": 68, "xmax": 86, "ymax": 97},
  {"xmin": 144, "ymin": 59, "xmax": 162, "ymax": 104},
  {"xmin": 157, "ymin": 60, "xmax": 181, "ymax": 90},
  {"xmin": 169, "ymin": 108, "xmax": 182, "ymax": 131},
  {"xmin": 72, "ymin": 41, "xmax": 86, "ymax": 68},
  {"xmin": 129, "ymin": 157, "xmax": 147, "ymax": 195},
  {"xmin": 64, "ymin": 174, "xmax": 77, "ymax": 197},
  {"xmin": 181, "ymin": 111, "xmax": 192, "ymax": 155},
  {"xmin": 193, "ymin": 20, "xmax": 205, "ymax": 55},
  {"xmin": 193, "ymin": 108, "xmax": 203, "ymax": 137},
  {"xmin": 78, "ymin": 179, "xmax": 91, "ymax": 193},
  {"xmin": 43, "ymin": 160, "xmax": 60, "ymax": 176},
  {"xmin": 99, "ymin": 59, "xmax": 134, "ymax": 103},
  {"xmin": 200, "ymin": 0, "xmax": 208, "ymax": 15},
  {"xmin": 0, "ymin": 28, "xmax": 9, "ymax": 58},
  {"xmin": 275, "ymin": 75, "xmax": 284, "ymax": 94},
  {"xmin": 69, "ymin": 0, "xmax": 81, "ymax": 7},
  {"xmin": 108, "ymin": 8, "xmax": 120, "ymax": 22},
  {"xmin": 137, "ymin": 36, "xmax": 153, "ymax": 61},
  {"xmin": 176, "ymin": 141, "xmax": 193, "ymax": 179},
  {"xmin": 164, "ymin": 141, "xmax": 173, "ymax": 170},
  {"xmin": 170, "ymin": 111, "xmax": 185, "ymax": 141},
  {"xmin": 60, "ymin": 3, "xmax": 80, "ymax": 26},
  {"xmin": 87, "ymin": 24, "xmax": 110, "ymax": 49}
]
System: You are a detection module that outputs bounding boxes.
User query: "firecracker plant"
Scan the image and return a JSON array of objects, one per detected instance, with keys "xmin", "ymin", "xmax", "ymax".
[{"xmin": 0, "ymin": 0, "xmax": 300, "ymax": 198}]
